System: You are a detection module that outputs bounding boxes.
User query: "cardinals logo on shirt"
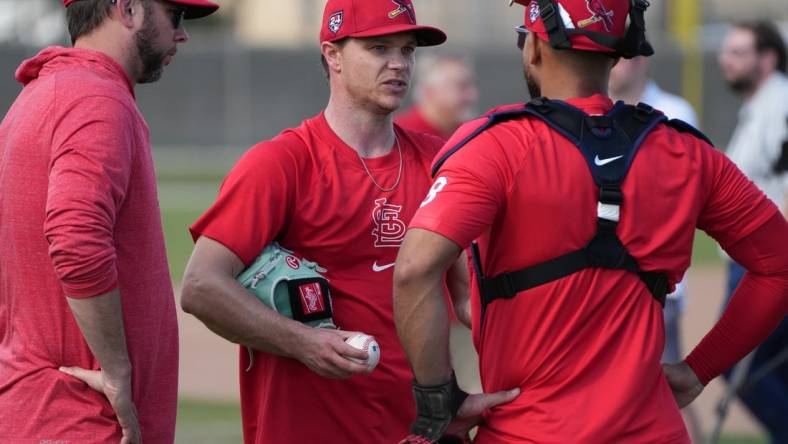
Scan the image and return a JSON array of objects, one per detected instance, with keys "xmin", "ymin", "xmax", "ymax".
[
  {"xmin": 328, "ymin": 10, "xmax": 343, "ymax": 34},
  {"xmin": 371, "ymin": 198, "xmax": 406, "ymax": 247},
  {"xmin": 388, "ymin": 0, "xmax": 416, "ymax": 24},
  {"xmin": 577, "ymin": 0, "xmax": 614, "ymax": 32}
]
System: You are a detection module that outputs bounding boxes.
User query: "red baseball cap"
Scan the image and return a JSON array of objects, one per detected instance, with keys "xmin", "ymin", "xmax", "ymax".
[
  {"xmin": 512, "ymin": 0, "xmax": 630, "ymax": 54},
  {"xmin": 320, "ymin": 0, "xmax": 446, "ymax": 47},
  {"xmin": 62, "ymin": 0, "xmax": 219, "ymax": 19}
]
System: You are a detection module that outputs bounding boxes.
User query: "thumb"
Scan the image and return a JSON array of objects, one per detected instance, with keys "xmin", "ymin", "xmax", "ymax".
[
  {"xmin": 481, "ymin": 387, "xmax": 520, "ymax": 410},
  {"xmin": 60, "ymin": 366, "xmax": 103, "ymax": 392}
]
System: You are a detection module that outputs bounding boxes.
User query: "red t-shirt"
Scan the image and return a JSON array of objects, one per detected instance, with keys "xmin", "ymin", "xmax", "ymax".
[
  {"xmin": 190, "ymin": 113, "xmax": 443, "ymax": 444},
  {"xmin": 410, "ymin": 94, "xmax": 778, "ymax": 444},
  {"xmin": 0, "ymin": 47, "xmax": 178, "ymax": 443}
]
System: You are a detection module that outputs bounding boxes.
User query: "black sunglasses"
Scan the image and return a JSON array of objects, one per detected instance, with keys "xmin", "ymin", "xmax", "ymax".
[{"xmin": 515, "ymin": 26, "xmax": 529, "ymax": 51}]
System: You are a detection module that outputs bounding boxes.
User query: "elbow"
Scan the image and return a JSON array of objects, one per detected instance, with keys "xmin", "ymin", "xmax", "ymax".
[
  {"xmin": 180, "ymin": 271, "xmax": 213, "ymax": 317},
  {"xmin": 393, "ymin": 257, "xmax": 419, "ymax": 295}
]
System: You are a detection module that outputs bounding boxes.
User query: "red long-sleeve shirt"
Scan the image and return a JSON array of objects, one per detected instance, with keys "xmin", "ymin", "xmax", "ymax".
[{"xmin": 0, "ymin": 47, "xmax": 178, "ymax": 443}]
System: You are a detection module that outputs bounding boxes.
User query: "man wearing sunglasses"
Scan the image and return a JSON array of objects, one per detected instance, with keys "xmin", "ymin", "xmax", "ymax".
[
  {"xmin": 394, "ymin": 0, "xmax": 788, "ymax": 442},
  {"xmin": 0, "ymin": 0, "xmax": 217, "ymax": 443}
]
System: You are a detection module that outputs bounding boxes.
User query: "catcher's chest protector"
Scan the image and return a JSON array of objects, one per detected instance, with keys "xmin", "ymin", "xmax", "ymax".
[{"xmin": 433, "ymin": 98, "xmax": 712, "ymax": 319}]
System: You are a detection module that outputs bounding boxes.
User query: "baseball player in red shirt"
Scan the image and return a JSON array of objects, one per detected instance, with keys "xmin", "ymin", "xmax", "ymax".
[
  {"xmin": 393, "ymin": 0, "xmax": 788, "ymax": 443},
  {"xmin": 181, "ymin": 1, "xmax": 508, "ymax": 443}
]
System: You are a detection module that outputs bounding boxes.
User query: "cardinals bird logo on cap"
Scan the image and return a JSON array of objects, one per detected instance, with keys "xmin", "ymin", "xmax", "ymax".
[
  {"xmin": 577, "ymin": 0, "xmax": 614, "ymax": 32},
  {"xmin": 388, "ymin": 0, "xmax": 416, "ymax": 24},
  {"xmin": 328, "ymin": 11, "xmax": 343, "ymax": 33}
]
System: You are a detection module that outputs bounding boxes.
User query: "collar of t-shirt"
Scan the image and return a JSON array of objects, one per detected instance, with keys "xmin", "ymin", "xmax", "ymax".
[
  {"xmin": 314, "ymin": 112, "xmax": 403, "ymax": 171},
  {"xmin": 562, "ymin": 93, "xmax": 615, "ymax": 116}
]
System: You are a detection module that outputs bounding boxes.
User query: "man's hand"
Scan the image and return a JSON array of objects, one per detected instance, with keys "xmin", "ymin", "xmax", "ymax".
[
  {"xmin": 292, "ymin": 327, "xmax": 371, "ymax": 379},
  {"xmin": 401, "ymin": 387, "xmax": 520, "ymax": 444},
  {"xmin": 663, "ymin": 361, "xmax": 704, "ymax": 408},
  {"xmin": 444, "ymin": 388, "xmax": 520, "ymax": 439},
  {"xmin": 59, "ymin": 366, "xmax": 141, "ymax": 444}
]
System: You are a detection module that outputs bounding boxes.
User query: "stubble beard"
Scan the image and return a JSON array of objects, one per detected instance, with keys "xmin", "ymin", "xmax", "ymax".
[
  {"xmin": 524, "ymin": 67, "xmax": 541, "ymax": 99},
  {"xmin": 135, "ymin": 15, "xmax": 167, "ymax": 84}
]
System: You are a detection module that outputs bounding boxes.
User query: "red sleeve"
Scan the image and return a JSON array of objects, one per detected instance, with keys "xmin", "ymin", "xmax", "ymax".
[
  {"xmin": 697, "ymin": 146, "xmax": 779, "ymax": 248},
  {"xmin": 189, "ymin": 135, "xmax": 301, "ymax": 266},
  {"xmin": 408, "ymin": 120, "xmax": 510, "ymax": 249},
  {"xmin": 685, "ymin": 212, "xmax": 788, "ymax": 384},
  {"xmin": 44, "ymin": 96, "xmax": 135, "ymax": 298}
]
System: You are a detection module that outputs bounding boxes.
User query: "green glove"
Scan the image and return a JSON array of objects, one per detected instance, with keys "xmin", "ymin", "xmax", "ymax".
[{"xmin": 237, "ymin": 242, "xmax": 336, "ymax": 329}]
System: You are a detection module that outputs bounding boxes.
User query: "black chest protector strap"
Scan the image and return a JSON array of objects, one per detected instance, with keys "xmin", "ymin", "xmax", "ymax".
[{"xmin": 436, "ymin": 98, "xmax": 677, "ymax": 312}]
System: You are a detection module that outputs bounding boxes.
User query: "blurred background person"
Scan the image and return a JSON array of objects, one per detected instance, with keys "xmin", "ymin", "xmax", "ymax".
[
  {"xmin": 396, "ymin": 54, "xmax": 479, "ymax": 141},
  {"xmin": 610, "ymin": 56, "xmax": 698, "ymax": 126},
  {"xmin": 609, "ymin": 55, "xmax": 703, "ymax": 444},
  {"xmin": 718, "ymin": 19, "xmax": 788, "ymax": 444}
]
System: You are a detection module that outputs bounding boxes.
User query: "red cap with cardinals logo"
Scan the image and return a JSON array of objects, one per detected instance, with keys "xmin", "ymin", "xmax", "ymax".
[
  {"xmin": 511, "ymin": 0, "xmax": 653, "ymax": 58},
  {"xmin": 320, "ymin": 0, "xmax": 446, "ymax": 47},
  {"xmin": 62, "ymin": 0, "xmax": 219, "ymax": 19}
]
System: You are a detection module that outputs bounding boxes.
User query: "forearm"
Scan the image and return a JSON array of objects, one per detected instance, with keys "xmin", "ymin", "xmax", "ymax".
[
  {"xmin": 394, "ymin": 270, "xmax": 452, "ymax": 385},
  {"xmin": 66, "ymin": 289, "xmax": 131, "ymax": 377},
  {"xmin": 181, "ymin": 270, "xmax": 306, "ymax": 358},
  {"xmin": 447, "ymin": 253, "xmax": 472, "ymax": 328},
  {"xmin": 394, "ymin": 229, "xmax": 461, "ymax": 385},
  {"xmin": 686, "ymin": 213, "xmax": 788, "ymax": 384}
]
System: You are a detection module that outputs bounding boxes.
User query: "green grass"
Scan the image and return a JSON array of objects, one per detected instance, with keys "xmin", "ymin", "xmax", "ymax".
[
  {"xmin": 175, "ymin": 399, "xmax": 766, "ymax": 444},
  {"xmin": 692, "ymin": 230, "xmax": 722, "ymax": 266},
  {"xmin": 161, "ymin": 206, "xmax": 205, "ymax": 285},
  {"xmin": 176, "ymin": 399, "xmax": 242, "ymax": 443}
]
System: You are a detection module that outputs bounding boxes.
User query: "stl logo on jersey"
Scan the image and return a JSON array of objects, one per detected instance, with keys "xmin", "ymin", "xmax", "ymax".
[
  {"xmin": 371, "ymin": 198, "xmax": 406, "ymax": 248},
  {"xmin": 328, "ymin": 10, "xmax": 343, "ymax": 34}
]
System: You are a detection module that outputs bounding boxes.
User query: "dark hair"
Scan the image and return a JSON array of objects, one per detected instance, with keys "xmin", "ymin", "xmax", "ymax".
[
  {"xmin": 66, "ymin": 0, "xmax": 152, "ymax": 45},
  {"xmin": 320, "ymin": 38, "xmax": 349, "ymax": 80},
  {"xmin": 735, "ymin": 20, "xmax": 787, "ymax": 73},
  {"xmin": 66, "ymin": 0, "xmax": 114, "ymax": 45}
]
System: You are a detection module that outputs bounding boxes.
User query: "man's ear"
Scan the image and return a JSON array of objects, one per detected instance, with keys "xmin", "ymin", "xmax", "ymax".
[
  {"xmin": 113, "ymin": 0, "xmax": 139, "ymax": 29},
  {"xmin": 321, "ymin": 41, "xmax": 343, "ymax": 75},
  {"xmin": 526, "ymin": 32, "xmax": 541, "ymax": 67}
]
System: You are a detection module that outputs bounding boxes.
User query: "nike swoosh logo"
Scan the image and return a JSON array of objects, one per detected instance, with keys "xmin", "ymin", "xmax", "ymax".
[
  {"xmin": 594, "ymin": 154, "xmax": 624, "ymax": 166},
  {"xmin": 372, "ymin": 261, "xmax": 395, "ymax": 272}
]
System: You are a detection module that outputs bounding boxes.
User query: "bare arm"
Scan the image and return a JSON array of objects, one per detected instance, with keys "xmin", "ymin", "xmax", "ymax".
[
  {"xmin": 61, "ymin": 290, "xmax": 140, "ymax": 444},
  {"xmin": 181, "ymin": 236, "xmax": 367, "ymax": 378},
  {"xmin": 394, "ymin": 228, "xmax": 462, "ymax": 385},
  {"xmin": 395, "ymin": 228, "xmax": 519, "ymax": 441},
  {"xmin": 446, "ymin": 252, "xmax": 471, "ymax": 328},
  {"xmin": 66, "ymin": 289, "xmax": 132, "ymax": 377}
]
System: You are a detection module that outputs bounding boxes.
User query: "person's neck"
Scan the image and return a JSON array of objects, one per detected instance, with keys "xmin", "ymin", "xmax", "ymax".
[
  {"xmin": 74, "ymin": 31, "xmax": 136, "ymax": 86},
  {"xmin": 418, "ymin": 102, "xmax": 454, "ymax": 137},
  {"xmin": 324, "ymin": 95, "xmax": 396, "ymax": 158},
  {"xmin": 540, "ymin": 76, "xmax": 608, "ymax": 101}
]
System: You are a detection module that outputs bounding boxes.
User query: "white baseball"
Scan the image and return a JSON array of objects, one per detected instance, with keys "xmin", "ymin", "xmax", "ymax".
[{"xmin": 343, "ymin": 333, "xmax": 381, "ymax": 373}]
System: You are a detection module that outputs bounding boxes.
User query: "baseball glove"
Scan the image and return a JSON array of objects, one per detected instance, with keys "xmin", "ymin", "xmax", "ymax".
[
  {"xmin": 237, "ymin": 242, "xmax": 336, "ymax": 329},
  {"xmin": 237, "ymin": 243, "xmax": 336, "ymax": 371}
]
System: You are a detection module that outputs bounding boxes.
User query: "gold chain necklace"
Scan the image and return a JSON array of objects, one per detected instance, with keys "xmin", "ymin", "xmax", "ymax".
[{"xmin": 356, "ymin": 135, "xmax": 403, "ymax": 193}]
